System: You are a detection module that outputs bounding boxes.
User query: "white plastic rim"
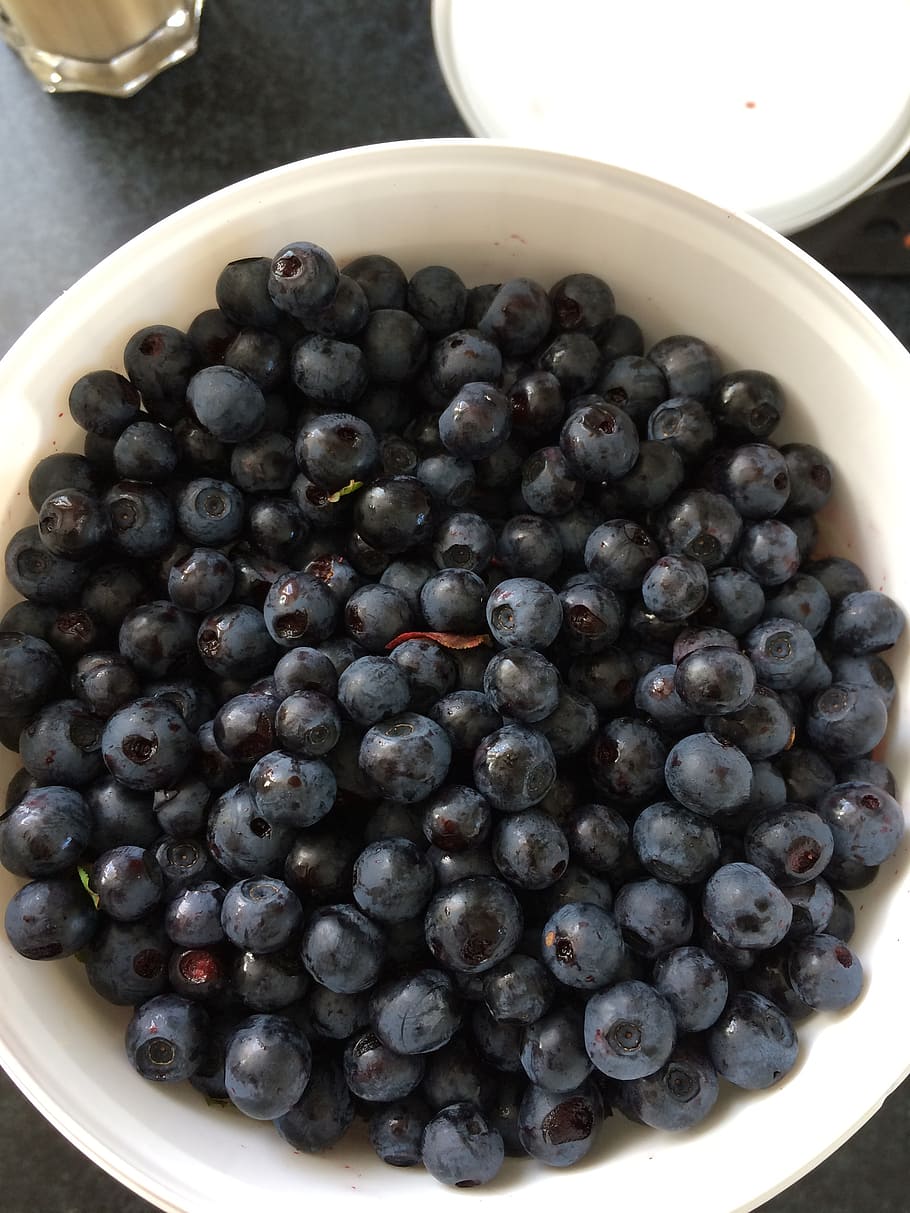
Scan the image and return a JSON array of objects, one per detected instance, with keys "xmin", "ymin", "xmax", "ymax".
[
  {"xmin": 432, "ymin": 0, "xmax": 910, "ymax": 234},
  {"xmin": 0, "ymin": 139, "xmax": 909, "ymax": 1213}
]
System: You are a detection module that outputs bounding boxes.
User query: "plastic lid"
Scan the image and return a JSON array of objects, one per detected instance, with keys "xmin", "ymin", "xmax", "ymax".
[{"xmin": 432, "ymin": 0, "xmax": 910, "ymax": 234}]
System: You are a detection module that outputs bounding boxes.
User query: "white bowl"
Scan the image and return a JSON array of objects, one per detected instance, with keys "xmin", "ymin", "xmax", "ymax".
[{"xmin": 0, "ymin": 139, "xmax": 908, "ymax": 1213}]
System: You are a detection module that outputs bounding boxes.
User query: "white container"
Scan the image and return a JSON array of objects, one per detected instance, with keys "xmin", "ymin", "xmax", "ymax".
[
  {"xmin": 0, "ymin": 140, "xmax": 908, "ymax": 1213},
  {"xmin": 432, "ymin": 0, "xmax": 910, "ymax": 234}
]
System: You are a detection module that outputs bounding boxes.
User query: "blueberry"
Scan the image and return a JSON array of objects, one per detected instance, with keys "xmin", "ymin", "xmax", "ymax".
[
  {"xmin": 343, "ymin": 251, "xmax": 407, "ymax": 310},
  {"xmin": 430, "ymin": 330, "xmax": 503, "ymax": 397},
  {"xmin": 0, "ymin": 632, "xmax": 63, "ymax": 718},
  {"xmin": 621, "ymin": 1044, "xmax": 720, "ymax": 1131},
  {"xmin": 69, "ymin": 369, "xmax": 141, "ymax": 438},
  {"xmin": 829, "ymin": 590, "xmax": 905, "ymax": 655},
  {"xmin": 197, "ymin": 604, "xmax": 279, "ymax": 681},
  {"xmin": 584, "ymin": 979, "xmax": 676, "ymax": 1078},
  {"xmin": 707, "ymin": 990, "xmax": 798, "ymax": 1088},
  {"xmin": 85, "ymin": 913, "xmax": 171, "ymax": 1005},
  {"xmin": 837, "ymin": 756, "xmax": 896, "ymax": 795},
  {"xmin": 560, "ymin": 398, "xmax": 639, "ymax": 482},
  {"xmin": 663, "ymin": 496, "xmax": 746, "ymax": 577},
  {"xmin": 787, "ymin": 933, "xmax": 864, "ymax": 1011},
  {"xmin": 473, "ymin": 724, "xmax": 556, "ymax": 812},
  {"xmin": 271, "ymin": 690, "xmax": 340, "ymax": 759},
  {"xmin": 720, "ymin": 443, "xmax": 790, "ymax": 518},
  {"xmin": 422, "ymin": 784, "xmax": 492, "ymax": 852},
  {"xmin": 224, "ymin": 1013, "xmax": 312, "ymax": 1121},
  {"xmin": 164, "ymin": 881, "xmax": 226, "ymax": 949},
  {"xmin": 550, "ymin": 272, "xmax": 615, "ymax": 335},
  {"xmin": 123, "ymin": 324, "xmax": 197, "ymax": 424},
  {"xmin": 371, "ymin": 968, "xmax": 462, "ymax": 1054},
  {"xmin": 5, "ymin": 525, "xmax": 89, "ymax": 605},
  {"xmin": 218, "ymin": 877, "xmax": 302, "ymax": 953},
  {"xmin": 228, "ymin": 432, "xmax": 296, "ymax": 496},
  {"xmin": 122, "ymin": 991, "xmax": 210, "ymax": 1089},
  {"xmin": 415, "ymin": 453, "xmax": 476, "ymax": 509},
  {"xmin": 704, "ymin": 566, "xmax": 766, "ymax": 635},
  {"xmin": 814, "ymin": 780, "xmax": 904, "ymax": 865},
  {"xmin": 537, "ymin": 333, "xmax": 602, "ymax": 397},
  {"xmin": 475, "ymin": 276, "xmax": 552, "ymax": 355},
  {"xmin": 273, "ymin": 645, "xmax": 338, "ymax": 699},
  {"xmin": 471, "ymin": 1002, "xmax": 524, "ymax": 1071},
  {"xmin": 490, "ymin": 809, "xmax": 569, "ymax": 891},
  {"xmin": 508, "ymin": 370, "xmax": 565, "ymax": 440},
  {"xmin": 407, "ymin": 264, "xmax": 467, "ymax": 334},
  {"xmin": 425, "ymin": 876, "xmax": 523, "ymax": 974},
  {"xmin": 614, "ymin": 443, "xmax": 686, "ymax": 516},
  {"xmin": 342, "ymin": 1029, "xmax": 425, "ymax": 1104},
  {"xmin": 676, "ymin": 646, "xmax": 757, "ymax": 715},
  {"xmin": 540, "ymin": 901, "xmax": 624, "ymax": 990},
  {"xmin": 261, "ymin": 569, "xmax": 338, "ymax": 649},
  {"xmin": 388, "ymin": 638, "xmax": 457, "ymax": 712},
  {"xmin": 4, "ymin": 876, "xmax": 96, "ymax": 960},
  {"xmin": 703, "ymin": 861, "xmax": 793, "ymax": 949},
  {"xmin": 632, "ymin": 801, "xmax": 720, "ymax": 884},
  {"xmin": 708, "ymin": 692, "xmax": 793, "ymax": 768},
  {"xmin": 304, "ymin": 985, "xmax": 367, "ymax": 1041},
  {"xmin": 104, "ymin": 483, "xmax": 175, "ymax": 558},
  {"xmin": 565, "ymin": 802, "xmax": 630, "ymax": 876},
  {"xmin": 641, "ymin": 555, "xmax": 709, "ymax": 622},
  {"xmin": 485, "ymin": 577, "xmax": 561, "ymax": 649},
  {"xmin": 420, "ymin": 1102, "xmax": 505, "ymax": 1188},
  {"xmin": 36, "ymin": 486, "xmax": 112, "ymax": 562},
  {"xmin": 806, "ymin": 681, "xmax": 889, "ymax": 760},
  {"xmin": 804, "ymin": 556, "xmax": 869, "ymax": 605},
  {"xmin": 707, "ymin": 369, "xmax": 784, "ymax": 437},
  {"xmin": 664, "ymin": 732, "xmax": 753, "ymax": 817},
  {"xmin": 651, "ymin": 945, "xmax": 729, "ymax": 1032},
  {"xmin": 267, "ymin": 241, "xmax": 338, "ymax": 318},
  {"xmin": 273, "ymin": 1057, "xmax": 354, "ymax": 1152},
  {"xmin": 648, "ymin": 334, "xmax": 721, "ymax": 402},
  {"xmin": 744, "ymin": 617, "xmax": 817, "ymax": 690},
  {"xmin": 28, "ymin": 454, "xmax": 98, "ymax": 516},
  {"xmin": 420, "ymin": 1035, "xmax": 494, "ymax": 1112},
  {"xmin": 432, "ymin": 510, "xmax": 496, "ymax": 573},
  {"xmin": 300, "ymin": 902, "xmax": 386, "ymax": 994},
  {"xmin": 18, "ymin": 698, "xmax": 104, "ymax": 787},
  {"xmin": 613, "ymin": 878, "xmax": 694, "ymax": 959},
  {"xmin": 175, "ymin": 477, "xmax": 245, "ymax": 546},
  {"xmin": 353, "ymin": 838, "xmax": 434, "ymax": 923},
  {"xmin": 214, "ymin": 257, "xmax": 283, "ymax": 329},
  {"xmin": 584, "ymin": 519, "xmax": 660, "ymax": 591},
  {"xmin": 738, "ymin": 519, "xmax": 801, "ymax": 586},
  {"xmin": 829, "ymin": 655, "xmax": 896, "ymax": 712},
  {"xmin": 223, "ymin": 327, "xmax": 286, "ymax": 389},
  {"xmin": 567, "ymin": 646, "xmax": 636, "ymax": 714},
  {"xmin": 589, "ymin": 717, "xmax": 667, "ymax": 807},
  {"xmin": 783, "ymin": 875, "xmax": 836, "ymax": 938},
  {"xmin": 482, "ymin": 953, "xmax": 554, "ymax": 1026},
  {"xmin": 480, "ymin": 648, "xmax": 557, "ymax": 724},
  {"xmin": 167, "ymin": 549, "xmax": 235, "ymax": 617},
  {"xmin": 439, "ymin": 382, "xmax": 511, "ymax": 460},
  {"xmin": 648, "ymin": 396, "xmax": 716, "ymax": 463},
  {"xmin": 558, "ymin": 580, "xmax": 624, "ymax": 656},
  {"xmin": 519, "ymin": 1006, "xmax": 592, "ymax": 1092},
  {"xmin": 780, "ymin": 442, "xmax": 833, "ymax": 514},
  {"xmin": 517, "ymin": 1080, "xmax": 604, "ymax": 1167},
  {"xmin": 344, "ymin": 583, "xmax": 413, "ymax": 654}
]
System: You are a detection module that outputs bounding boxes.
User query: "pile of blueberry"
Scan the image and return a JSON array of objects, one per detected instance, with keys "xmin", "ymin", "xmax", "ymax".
[{"xmin": 0, "ymin": 240, "xmax": 905, "ymax": 1188}]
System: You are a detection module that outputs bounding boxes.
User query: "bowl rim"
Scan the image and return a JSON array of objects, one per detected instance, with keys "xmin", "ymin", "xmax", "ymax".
[{"xmin": 1, "ymin": 136, "xmax": 909, "ymax": 1213}]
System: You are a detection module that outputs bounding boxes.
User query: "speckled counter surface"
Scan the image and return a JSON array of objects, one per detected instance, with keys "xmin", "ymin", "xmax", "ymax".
[{"xmin": 1, "ymin": 3, "xmax": 909, "ymax": 1210}]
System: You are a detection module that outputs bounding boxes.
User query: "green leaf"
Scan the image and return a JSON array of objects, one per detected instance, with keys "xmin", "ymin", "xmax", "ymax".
[
  {"xmin": 326, "ymin": 478, "xmax": 363, "ymax": 503},
  {"xmin": 78, "ymin": 864, "xmax": 100, "ymax": 909}
]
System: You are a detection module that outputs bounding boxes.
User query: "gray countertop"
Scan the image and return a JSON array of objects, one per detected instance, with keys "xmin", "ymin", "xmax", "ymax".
[{"xmin": 1, "ymin": 3, "xmax": 909, "ymax": 1210}]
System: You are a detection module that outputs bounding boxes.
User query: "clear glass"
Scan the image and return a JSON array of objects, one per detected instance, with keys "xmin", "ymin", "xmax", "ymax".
[{"xmin": 0, "ymin": 0, "xmax": 204, "ymax": 96}]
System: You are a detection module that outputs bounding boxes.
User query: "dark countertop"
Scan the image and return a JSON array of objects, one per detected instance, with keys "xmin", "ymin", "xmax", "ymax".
[{"xmin": 1, "ymin": 3, "xmax": 909, "ymax": 1210}]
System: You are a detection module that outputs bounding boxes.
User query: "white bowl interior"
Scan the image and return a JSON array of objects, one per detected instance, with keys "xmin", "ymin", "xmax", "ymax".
[{"xmin": 0, "ymin": 140, "xmax": 908, "ymax": 1213}]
